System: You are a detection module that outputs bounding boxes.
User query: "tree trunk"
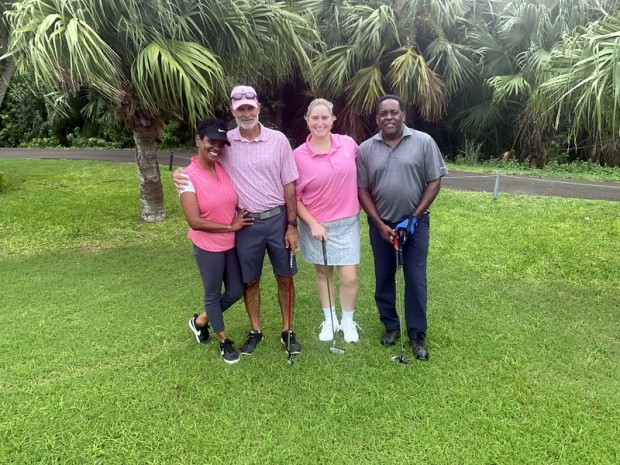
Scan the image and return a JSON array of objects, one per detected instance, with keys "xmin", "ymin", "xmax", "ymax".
[
  {"xmin": 0, "ymin": 55, "xmax": 15, "ymax": 108},
  {"xmin": 132, "ymin": 124, "xmax": 165, "ymax": 222}
]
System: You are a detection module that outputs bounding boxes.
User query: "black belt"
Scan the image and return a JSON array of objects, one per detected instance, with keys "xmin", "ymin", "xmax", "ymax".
[{"xmin": 246, "ymin": 205, "xmax": 284, "ymax": 220}]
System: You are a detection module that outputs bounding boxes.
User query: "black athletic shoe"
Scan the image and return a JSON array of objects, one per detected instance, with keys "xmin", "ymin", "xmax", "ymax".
[
  {"xmin": 412, "ymin": 338, "xmax": 429, "ymax": 361},
  {"xmin": 380, "ymin": 330, "xmax": 400, "ymax": 346},
  {"xmin": 188, "ymin": 314, "xmax": 211, "ymax": 344},
  {"xmin": 281, "ymin": 330, "xmax": 301, "ymax": 355},
  {"xmin": 219, "ymin": 339, "xmax": 240, "ymax": 364},
  {"xmin": 240, "ymin": 330, "xmax": 263, "ymax": 355}
]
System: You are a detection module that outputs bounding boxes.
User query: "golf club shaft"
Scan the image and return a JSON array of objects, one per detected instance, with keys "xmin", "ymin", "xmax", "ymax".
[
  {"xmin": 393, "ymin": 234, "xmax": 409, "ymax": 362},
  {"xmin": 322, "ymin": 239, "xmax": 342, "ymax": 353},
  {"xmin": 287, "ymin": 248, "xmax": 294, "ymax": 359}
]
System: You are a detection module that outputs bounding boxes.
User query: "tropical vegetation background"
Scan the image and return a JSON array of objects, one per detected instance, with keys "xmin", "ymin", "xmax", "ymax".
[{"xmin": 1, "ymin": 0, "xmax": 619, "ymax": 219}]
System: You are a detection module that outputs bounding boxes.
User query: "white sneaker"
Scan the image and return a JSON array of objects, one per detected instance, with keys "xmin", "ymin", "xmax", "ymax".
[
  {"xmin": 341, "ymin": 319, "xmax": 360, "ymax": 343},
  {"xmin": 318, "ymin": 316, "xmax": 339, "ymax": 341}
]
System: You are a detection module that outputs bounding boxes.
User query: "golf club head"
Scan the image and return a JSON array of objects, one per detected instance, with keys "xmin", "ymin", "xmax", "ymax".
[
  {"xmin": 287, "ymin": 355, "xmax": 294, "ymax": 365},
  {"xmin": 391, "ymin": 354, "xmax": 412, "ymax": 366},
  {"xmin": 329, "ymin": 346, "xmax": 345, "ymax": 354}
]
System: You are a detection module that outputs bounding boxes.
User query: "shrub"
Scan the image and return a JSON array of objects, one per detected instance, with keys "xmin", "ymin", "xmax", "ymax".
[
  {"xmin": 454, "ymin": 140, "xmax": 483, "ymax": 165},
  {"xmin": 158, "ymin": 121, "xmax": 193, "ymax": 150},
  {"xmin": 66, "ymin": 128, "xmax": 124, "ymax": 149},
  {"xmin": 20, "ymin": 137, "xmax": 63, "ymax": 149},
  {"xmin": 0, "ymin": 76, "xmax": 49, "ymax": 147}
]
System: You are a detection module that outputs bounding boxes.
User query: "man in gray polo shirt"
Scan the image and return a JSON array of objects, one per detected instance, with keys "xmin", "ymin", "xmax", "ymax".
[{"xmin": 357, "ymin": 94, "xmax": 447, "ymax": 360}]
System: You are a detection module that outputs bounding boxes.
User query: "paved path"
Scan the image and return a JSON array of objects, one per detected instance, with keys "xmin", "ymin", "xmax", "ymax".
[{"xmin": 1, "ymin": 147, "xmax": 618, "ymax": 201}]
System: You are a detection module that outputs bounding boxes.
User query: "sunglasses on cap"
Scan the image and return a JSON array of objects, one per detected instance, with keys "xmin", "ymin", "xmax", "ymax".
[{"xmin": 231, "ymin": 92, "xmax": 257, "ymax": 101}]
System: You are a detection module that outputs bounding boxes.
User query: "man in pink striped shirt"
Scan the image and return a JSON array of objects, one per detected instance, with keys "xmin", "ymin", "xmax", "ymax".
[{"xmin": 224, "ymin": 85, "xmax": 300, "ymax": 356}]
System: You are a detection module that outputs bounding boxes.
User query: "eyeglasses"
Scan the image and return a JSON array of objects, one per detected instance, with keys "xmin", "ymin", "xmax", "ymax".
[
  {"xmin": 231, "ymin": 92, "xmax": 257, "ymax": 101},
  {"xmin": 377, "ymin": 110, "xmax": 402, "ymax": 118}
]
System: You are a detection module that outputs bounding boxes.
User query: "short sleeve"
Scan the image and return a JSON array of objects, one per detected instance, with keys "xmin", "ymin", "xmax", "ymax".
[
  {"xmin": 356, "ymin": 143, "xmax": 369, "ymax": 188},
  {"xmin": 178, "ymin": 176, "xmax": 196, "ymax": 195}
]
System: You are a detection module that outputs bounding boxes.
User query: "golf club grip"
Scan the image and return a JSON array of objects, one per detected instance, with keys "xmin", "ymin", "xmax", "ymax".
[{"xmin": 321, "ymin": 239, "xmax": 328, "ymax": 266}]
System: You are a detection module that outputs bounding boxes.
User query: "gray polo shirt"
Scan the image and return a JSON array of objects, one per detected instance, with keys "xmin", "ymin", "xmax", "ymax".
[{"xmin": 357, "ymin": 125, "xmax": 448, "ymax": 223}]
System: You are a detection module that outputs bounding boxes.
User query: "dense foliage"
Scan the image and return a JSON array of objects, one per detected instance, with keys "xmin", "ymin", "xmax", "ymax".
[
  {"xmin": 1, "ymin": 0, "xmax": 618, "ymax": 169},
  {"xmin": 2, "ymin": 0, "xmax": 320, "ymax": 221}
]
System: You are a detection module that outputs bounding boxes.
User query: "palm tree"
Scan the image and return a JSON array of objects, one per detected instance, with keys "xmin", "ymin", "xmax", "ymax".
[
  {"xmin": 0, "ymin": 3, "xmax": 16, "ymax": 108},
  {"xmin": 301, "ymin": 0, "xmax": 477, "ymax": 139},
  {"xmin": 455, "ymin": 0, "xmax": 603, "ymax": 163},
  {"xmin": 3, "ymin": 0, "xmax": 319, "ymax": 221},
  {"xmin": 532, "ymin": 13, "xmax": 620, "ymax": 166}
]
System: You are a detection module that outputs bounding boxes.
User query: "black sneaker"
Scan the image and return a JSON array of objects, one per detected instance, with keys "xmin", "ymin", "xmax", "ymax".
[
  {"xmin": 380, "ymin": 329, "xmax": 400, "ymax": 346},
  {"xmin": 281, "ymin": 330, "xmax": 301, "ymax": 355},
  {"xmin": 219, "ymin": 339, "xmax": 240, "ymax": 364},
  {"xmin": 412, "ymin": 338, "xmax": 429, "ymax": 361},
  {"xmin": 188, "ymin": 314, "xmax": 211, "ymax": 344},
  {"xmin": 240, "ymin": 330, "xmax": 263, "ymax": 355}
]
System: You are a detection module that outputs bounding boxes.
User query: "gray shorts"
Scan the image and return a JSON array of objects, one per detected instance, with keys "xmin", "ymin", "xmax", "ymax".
[
  {"xmin": 235, "ymin": 207, "xmax": 298, "ymax": 283},
  {"xmin": 299, "ymin": 214, "xmax": 360, "ymax": 265}
]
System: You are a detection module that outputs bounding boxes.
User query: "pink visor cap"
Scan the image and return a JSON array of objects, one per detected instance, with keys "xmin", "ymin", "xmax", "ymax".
[{"xmin": 230, "ymin": 85, "xmax": 259, "ymax": 110}]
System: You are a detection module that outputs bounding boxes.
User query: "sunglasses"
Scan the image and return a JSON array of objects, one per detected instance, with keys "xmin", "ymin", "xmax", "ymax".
[{"xmin": 231, "ymin": 92, "xmax": 257, "ymax": 101}]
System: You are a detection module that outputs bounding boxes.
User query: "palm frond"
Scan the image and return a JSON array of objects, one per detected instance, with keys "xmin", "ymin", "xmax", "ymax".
[
  {"xmin": 423, "ymin": 0, "xmax": 467, "ymax": 29},
  {"xmin": 455, "ymin": 99, "xmax": 504, "ymax": 133},
  {"xmin": 314, "ymin": 45, "xmax": 362, "ymax": 96},
  {"xmin": 354, "ymin": 4, "xmax": 399, "ymax": 60},
  {"xmin": 132, "ymin": 40, "xmax": 225, "ymax": 125},
  {"xmin": 345, "ymin": 64, "xmax": 384, "ymax": 116},
  {"xmin": 466, "ymin": 24, "xmax": 514, "ymax": 77},
  {"xmin": 536, "ymin": 15, "xmax": 620, "ymax": 146},
  {"xmin": 387, "ymin": 46, "xmax": 447, "ymax": 121},
  {"xmin": 5, "ymin": 1, "xmax": 125, "ymax": 103},
  {"xmin": 517, "ymin": 47, "xmax": 552, "ymax": 78},
  {"xmin": 488, "ymin": 73, "xmax": 532, "ymax": 104},
  {"xmin": 498, "ymin": 2, "xmax": 548, "ymax": 52},
  {"xmin": 426, "ymin": 38, "xmax": 478, "ymax": 94}
]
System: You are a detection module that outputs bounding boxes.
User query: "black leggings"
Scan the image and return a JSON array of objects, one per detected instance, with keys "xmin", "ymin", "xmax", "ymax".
[{"xmin": 193, "ymin": 245, "xmax": 244, "ymax": 333}]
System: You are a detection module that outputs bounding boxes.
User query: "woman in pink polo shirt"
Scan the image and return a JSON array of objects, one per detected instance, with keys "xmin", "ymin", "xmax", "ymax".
[
  {"xmin": 293, "ymin": 99, "xmax": 361, "ymax": 343},
  {"xmin": 179, "ymin": 118, "xmax": 252, "ymax": 364}
]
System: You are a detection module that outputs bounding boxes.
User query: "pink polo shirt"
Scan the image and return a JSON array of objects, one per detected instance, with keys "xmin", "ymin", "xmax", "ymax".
[
  {"xmin": 183, "ymin": 157, "xmax": 237, "ymax": 252},
  {"xmin": 293, "ymin": 133, "xmax": 360, "ymax": 222},
  {"xmin": 219, "ymin": 123, "xmax": 298, "ymax": 212}
]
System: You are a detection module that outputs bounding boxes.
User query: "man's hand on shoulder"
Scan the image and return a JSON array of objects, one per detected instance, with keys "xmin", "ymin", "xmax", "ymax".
[{"xmin": 172, "ymin": 167, "xmax": 189, "ymax": 192}]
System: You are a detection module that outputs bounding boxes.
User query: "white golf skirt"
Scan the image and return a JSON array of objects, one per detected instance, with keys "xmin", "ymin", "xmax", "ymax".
[{"xmin": 299, "ymin": 214, "xmax": 360, "ymax": 266}]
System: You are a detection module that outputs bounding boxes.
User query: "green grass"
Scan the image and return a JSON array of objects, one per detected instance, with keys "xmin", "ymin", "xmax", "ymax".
[
  {"xmin": 1, "ymin": 159, "xmax": 619, "ymax": 464},
  {"xmin": 447, "ymin": 159, "xmax": 620, "ymax": 182}
]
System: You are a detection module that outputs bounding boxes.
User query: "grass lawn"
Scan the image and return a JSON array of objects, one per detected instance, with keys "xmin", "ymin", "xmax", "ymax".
[
  {"xmin": 445, "ymin": 160, "xmax": 620, "ymax": 182},
  {"xmin": 1, "ymin": 159, "xmax": 618, "ymax": 464}
]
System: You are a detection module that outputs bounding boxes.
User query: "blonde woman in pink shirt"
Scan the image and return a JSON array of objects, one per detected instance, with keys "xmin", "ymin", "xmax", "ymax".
[
  {"xmin": 294, "ymin": 99, "xmax": 362, "ymax": 343},
  {"xmin": 179, "ymin": 118, "xmax": 252, "ymax": 364}
]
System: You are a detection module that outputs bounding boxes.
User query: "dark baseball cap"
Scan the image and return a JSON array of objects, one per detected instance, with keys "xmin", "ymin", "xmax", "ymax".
[{"xmin": 196, "ymin": 118, "xmax": 230, "ymax": 146}]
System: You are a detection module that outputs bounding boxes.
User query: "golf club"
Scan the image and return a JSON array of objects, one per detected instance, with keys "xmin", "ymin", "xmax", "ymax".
[
  {"xmin": 322, "ymin": 239, "xmax": 345, "ymax": 355},
  {"xmin": 391, "ymin": 230, "xmax": 412, "ymax": 366},
  {"xmin": 286, "ymin": 248, "xmax": 295, "ymax": 365}
]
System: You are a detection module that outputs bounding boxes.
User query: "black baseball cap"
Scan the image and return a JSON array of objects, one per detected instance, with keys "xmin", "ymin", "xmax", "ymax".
[{"xmin": 196, "ymin": 118, "xmax": 230, "ymax": 146}]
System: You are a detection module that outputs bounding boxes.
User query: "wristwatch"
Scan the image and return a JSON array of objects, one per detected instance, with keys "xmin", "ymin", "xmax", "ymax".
[{"xmin": 287, "ymin": 219, "xmax": 298, "ymax": 227}]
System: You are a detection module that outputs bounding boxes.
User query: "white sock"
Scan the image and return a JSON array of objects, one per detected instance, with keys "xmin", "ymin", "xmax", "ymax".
[
  {"xmin": 323, "ymin": 307, "xmax": 335, "ymax": 321},
  {"xmin": 341, "ymin": 310, "xmax": 354, "ymax": 322}
]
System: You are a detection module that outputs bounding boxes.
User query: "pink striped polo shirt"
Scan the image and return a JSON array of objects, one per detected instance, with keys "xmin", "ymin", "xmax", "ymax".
[
  {"xmin": 184, "ymin": 156, "xmax": 237, "ymax": 252},
  {"xmin": 219, "ymin": 123, "xmax": 298, "ymax": 212},
  {"xmin": 293, "ymin": 133, "xmax": 360, "ymax": 222}
]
